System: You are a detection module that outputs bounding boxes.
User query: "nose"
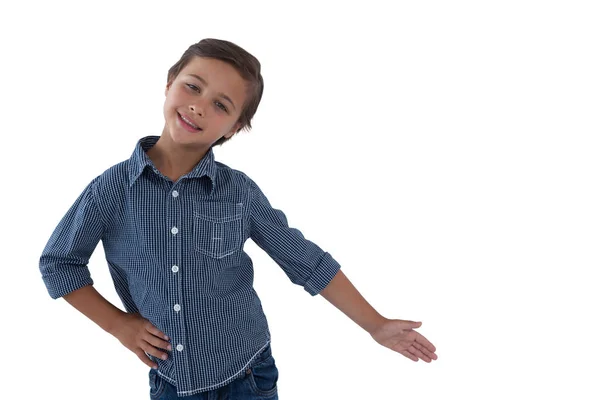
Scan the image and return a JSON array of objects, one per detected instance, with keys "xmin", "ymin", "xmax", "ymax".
[
  {"xmin": 189, "ymin": 97, "xmax": 209, "ymax": 117},
  {"xmin": 189, "ymin": 104, "xmax": 203, "ymax": 117}
]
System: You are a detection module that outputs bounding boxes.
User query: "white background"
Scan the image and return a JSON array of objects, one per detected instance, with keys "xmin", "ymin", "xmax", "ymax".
[{"xmin": 1, "ymin": 0, "xmax": 599, "ymax": 399}]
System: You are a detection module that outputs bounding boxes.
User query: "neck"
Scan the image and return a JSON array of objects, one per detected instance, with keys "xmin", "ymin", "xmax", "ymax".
[{"xmin": 146, "ymin": 128, "xmax": 211, "ymax": 181}]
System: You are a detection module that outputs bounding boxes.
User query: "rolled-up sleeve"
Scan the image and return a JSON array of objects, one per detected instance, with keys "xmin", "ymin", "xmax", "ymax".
[
  {"xmin": 248, "ymin": 177, "xmax": 341, "ymax": 296},
  {"xmin": 39, "ymin": 177, "xmax": 105, "ymax": 299}
]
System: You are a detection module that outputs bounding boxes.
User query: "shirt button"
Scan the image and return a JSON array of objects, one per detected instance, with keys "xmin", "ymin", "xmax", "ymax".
[
  {"xmin": 172, "ymin": 265, "xmax": 179, "ymax": 273},
  {"xmin": 172, "ymin": 190, "xmax": 179, "ymax": 198},
  {"xmin": 171, "ymin": 227, "xmax": 178, "ymax": 235},
  {"xmin": 173, "ymin": 304, "xmax": 181, "ymax": 312},
  {"xmin": 176, "ymin": 344, "xmax": 184, "ymax": 352}
]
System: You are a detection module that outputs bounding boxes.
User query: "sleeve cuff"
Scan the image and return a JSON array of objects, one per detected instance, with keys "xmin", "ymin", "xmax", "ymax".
[
  {"xmin": 42, "ymin": 267, "xmax": 94, "ymax": 299},
  {"xmin": 304, "ymin": 252, "xmax": 342, "ymax": 296}
]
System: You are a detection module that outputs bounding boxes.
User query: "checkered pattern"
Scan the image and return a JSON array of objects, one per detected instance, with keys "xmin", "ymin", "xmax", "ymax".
[{"xmin": 39, "ymin": 135, "xmax": 341, "ymax": 396}]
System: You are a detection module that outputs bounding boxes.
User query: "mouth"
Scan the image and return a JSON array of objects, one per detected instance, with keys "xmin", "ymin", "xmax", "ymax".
[{"xmin": 177, "ymin": 112, "xmax": 203, "ymax": 132}]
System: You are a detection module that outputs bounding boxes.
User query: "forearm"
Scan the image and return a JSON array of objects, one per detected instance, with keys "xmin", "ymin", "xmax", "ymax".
[
  {"xmin": 320, "ymin": 269, "xmax": 386, "ymax": 334},
  {"xmin": 63, "ymin": 285, "xmax": 126, "ymax": 336}
]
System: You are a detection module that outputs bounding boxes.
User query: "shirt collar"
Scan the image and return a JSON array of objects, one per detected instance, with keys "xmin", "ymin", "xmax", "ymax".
[{"xmin": 128, "ymin": 135, "xmax": 217, "ymax": 195}]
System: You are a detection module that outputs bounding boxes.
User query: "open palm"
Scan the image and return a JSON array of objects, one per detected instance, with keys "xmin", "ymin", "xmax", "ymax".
[{"xmin": 370, "ymin": 319, "xmax": 438, "ymax": 362}]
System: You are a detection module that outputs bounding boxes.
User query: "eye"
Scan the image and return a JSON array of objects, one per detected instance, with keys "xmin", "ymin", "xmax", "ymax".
[
  {"xmin": 186, "ymin": 84, "xmax": 228, "ymax": 113},
  {"xmin": 215, "ymin": 102, "xmax": 228, "ymax": 112}
]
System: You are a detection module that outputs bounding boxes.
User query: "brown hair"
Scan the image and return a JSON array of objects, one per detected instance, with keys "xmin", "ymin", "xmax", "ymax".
[{"xmin": 166, "ymin": 38, "xmax": 264, "ymax": 147}]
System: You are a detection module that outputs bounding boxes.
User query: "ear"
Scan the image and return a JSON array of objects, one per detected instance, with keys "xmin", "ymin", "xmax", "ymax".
[
  {"xmin": 165, "ymin": 81, "xmax": 173, "ymax": 96},
  {"xmin": 225, "ymin": 122, "xmax": 242, "ymax": 139}
]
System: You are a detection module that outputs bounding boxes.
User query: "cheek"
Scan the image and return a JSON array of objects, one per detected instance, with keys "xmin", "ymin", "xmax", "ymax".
[
  {"xmin": 163, "ymin": 96, "xmax": 178, "ymax": 116},
  {"xmin": 162, "ymin": 102, "xmax": 171, "ymax": 120},
  {"xmin": 163, "ymin": 105, "xmax": 179, "ymax": 128}
]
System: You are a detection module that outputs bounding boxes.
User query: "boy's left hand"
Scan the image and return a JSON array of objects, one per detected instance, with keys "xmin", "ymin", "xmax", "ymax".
[{"xmin": 369, "ymin": 318, "xmax": 438, "ymax": 362}]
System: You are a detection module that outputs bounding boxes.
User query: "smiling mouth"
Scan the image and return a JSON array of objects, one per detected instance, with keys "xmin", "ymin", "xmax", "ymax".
[{"xmin": 178, "ymin": 112, "xmax": 203, "ymax": 131}]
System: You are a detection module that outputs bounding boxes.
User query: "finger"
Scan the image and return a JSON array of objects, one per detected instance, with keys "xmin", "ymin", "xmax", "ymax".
[
  {"xmin": 142, "ymin": 342, "xmax": 169, "ymax": 361},
  {"xmin": 414, "ymin": 342, "xmax": 438, "ymax": 361},
  {"xmin": 400, "ymin": 350, "xmax": 418, "ymax": 362},
  {"xmin": 135, "ymin": 349, "xmax": 157, "ymax": 369},
  {"xmin": 145, "ymin": 321, "xmax": 169, "ymax": 340},
  {"xmin": 398, "ymin": 320, "xmax": 422, "ymax": 330},
  {"xmin": 408, "ymin": 345, "xmax": 431, "ymax": 363},
  {"xmin": 145, "ymin": 332, "xmax": 172, "ymax": 351},
  {"xmin": 415, "ymin": 333, "xmax": 437, "ymax": 353}
]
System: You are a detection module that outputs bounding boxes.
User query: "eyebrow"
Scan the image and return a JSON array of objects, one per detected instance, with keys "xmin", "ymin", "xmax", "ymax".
[{"xmin": 186, "ymin": 74, "xmax": 237, "ymax": 111}]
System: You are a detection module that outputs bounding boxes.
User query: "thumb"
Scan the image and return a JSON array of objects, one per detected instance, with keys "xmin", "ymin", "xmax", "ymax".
[{"xmin": 408, "ymin": 321, "xmax": 422, "ymax": 328}]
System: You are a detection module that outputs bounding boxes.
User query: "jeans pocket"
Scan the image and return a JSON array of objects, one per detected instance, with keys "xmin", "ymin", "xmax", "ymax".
[
  {"xmin": 149, "ymin": 369, "xmax": 165, "ymax": 400},
  {"xmin": 194, "ymin": 201, "xmax": 244, "ymax": 259},
  {"xmin": 247, "ymin": 353, "xmax": 279, "ymax": 397}
]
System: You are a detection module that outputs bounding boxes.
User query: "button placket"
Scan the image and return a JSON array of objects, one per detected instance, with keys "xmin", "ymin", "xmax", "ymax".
[
  {"xmin": 171, "ymin": 190, "xmax": 188, "ymax": 360},
  {"xmin": 170, "ymin": 187, "xmax": 184, "ymax": 357}
]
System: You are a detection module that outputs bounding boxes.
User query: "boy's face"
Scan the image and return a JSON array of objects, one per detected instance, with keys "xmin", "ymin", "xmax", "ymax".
[{"xmin": 163, "ymin": 56, "xmax": 248, "ymax": 148}]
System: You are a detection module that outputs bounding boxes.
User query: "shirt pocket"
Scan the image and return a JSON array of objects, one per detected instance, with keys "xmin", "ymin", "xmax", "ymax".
[{"xmin": 193, "ymin": 201, "xmax": 244, "ymax": 259}]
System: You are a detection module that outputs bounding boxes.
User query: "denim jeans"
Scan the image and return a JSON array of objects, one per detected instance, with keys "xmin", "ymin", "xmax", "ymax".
[{"xmin": 149, "ymin": 343, "xmax": 279, "ymax": 399}]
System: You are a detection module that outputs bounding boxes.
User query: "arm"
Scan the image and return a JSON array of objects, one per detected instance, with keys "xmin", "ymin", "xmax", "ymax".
[
  {"xmin": 246, "ymin": 176, "xmax": 435, "ymax": 361},
  {"xmin": 39, "ymin": 177, "xmax": 104, "ymax": 299},
  {"xmin": 40, "ymin": 177, "xmax": 171, "ymax": 369},
  {"xmin": 63, "ymin": 284, "xmax": 126, "ymax": 336},
  {"xmin": 248, "ymin": 177, "xmax": 341, "ymax": 295},
  {"xmin": 64, "ymin": 284, "xmax": 171, "ymax": 369},
  {"xmin": 320, "ymin": 269, "xmax": 386, "ymax": 334},
  {"xmin": 320, "ymin": 269, "xmax": 438, "ymax": 362}
]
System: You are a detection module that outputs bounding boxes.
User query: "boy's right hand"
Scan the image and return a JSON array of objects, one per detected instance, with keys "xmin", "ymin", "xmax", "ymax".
[{"xmin": 110, "ymin": 312, "xmax": 171, "ymax": 369}]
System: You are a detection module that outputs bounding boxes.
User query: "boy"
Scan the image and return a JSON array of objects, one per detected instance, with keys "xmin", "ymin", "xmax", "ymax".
[{"xmin": 39, "ymin": 38, "xmax": 437, "ymax": 399}]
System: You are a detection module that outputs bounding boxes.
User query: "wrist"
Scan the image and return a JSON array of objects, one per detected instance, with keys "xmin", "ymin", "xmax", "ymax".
[
  {"xmin": 366, "ymin": 314, "xmax": 388, "ymax": 335},
  {"xmin": 106, "ymin": 309, "xmax": 128, "ymax": 336}
]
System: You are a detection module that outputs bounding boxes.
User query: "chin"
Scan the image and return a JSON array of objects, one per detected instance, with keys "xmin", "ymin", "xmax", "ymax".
[
  {"xmin": 171, "ymin": 130, "xmax": 213, "ymax": 150},
  {"xmin": 171, "ymin": 131, "xmax": 200, "ymax": 145},
  {"xmin": 167, "ymin": 119, "xmax": 199, "ymax": 142}
]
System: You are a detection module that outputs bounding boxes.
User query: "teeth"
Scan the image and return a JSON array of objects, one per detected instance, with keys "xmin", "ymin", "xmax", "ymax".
[{"xmin": 180, "ymin": 114, "xmax": 199, "ymax": 129}]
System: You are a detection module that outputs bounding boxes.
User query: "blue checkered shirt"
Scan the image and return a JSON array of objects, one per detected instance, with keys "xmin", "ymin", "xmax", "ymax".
[{"xmin": 39, "ymin": 135, "xmax": 341, "ymax": 396}]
